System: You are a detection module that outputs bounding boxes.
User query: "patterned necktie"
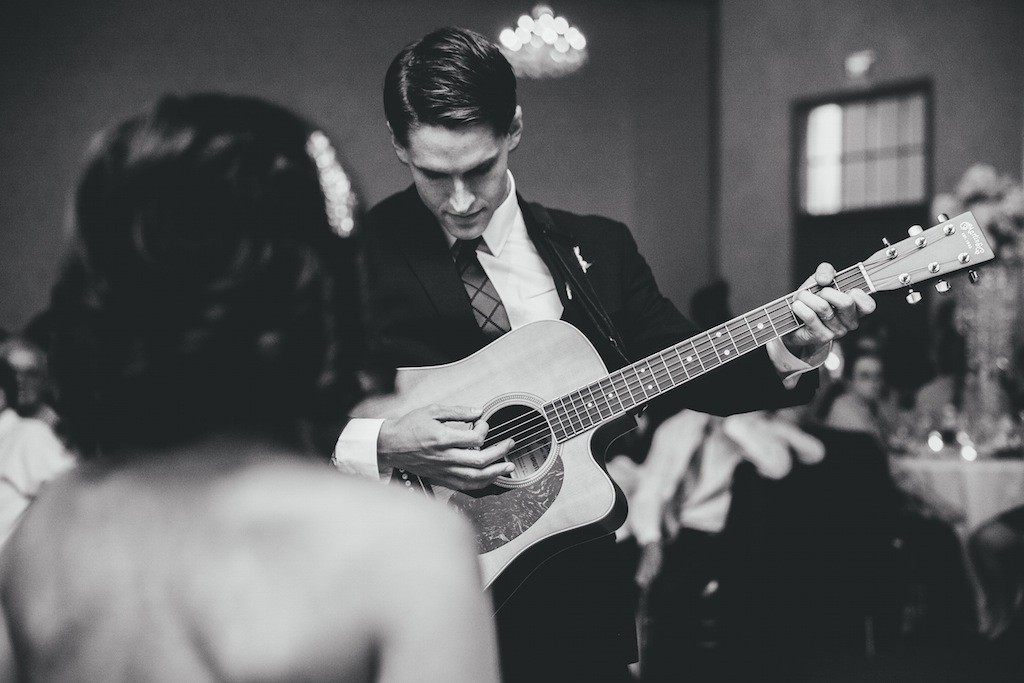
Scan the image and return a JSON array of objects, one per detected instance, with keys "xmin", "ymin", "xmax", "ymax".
[{"xmin": 453, "ymin": 237, "xmax": 510, "ymax": 340}]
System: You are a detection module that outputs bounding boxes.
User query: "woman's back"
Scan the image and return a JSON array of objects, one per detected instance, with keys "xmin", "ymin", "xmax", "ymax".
[{"xmin": 1, "ymin": 443, "xmax": 498, "ymax": 682}]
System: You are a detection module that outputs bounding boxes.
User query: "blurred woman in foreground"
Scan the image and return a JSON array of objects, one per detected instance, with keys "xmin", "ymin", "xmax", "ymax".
[{"xmin": 0, "ymin": 93, "xmax": 498, "ymax": 682}]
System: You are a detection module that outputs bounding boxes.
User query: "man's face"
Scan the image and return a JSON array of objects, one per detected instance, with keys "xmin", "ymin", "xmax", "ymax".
[{"xmin": 392, "ymin": 107, "xmax": 522, "ymax": 241}]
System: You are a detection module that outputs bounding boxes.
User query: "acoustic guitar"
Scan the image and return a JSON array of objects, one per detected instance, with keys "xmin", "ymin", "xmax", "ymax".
[{"xmin": 352, "ymin": 211, "xmax": 994, "ymax": 607}]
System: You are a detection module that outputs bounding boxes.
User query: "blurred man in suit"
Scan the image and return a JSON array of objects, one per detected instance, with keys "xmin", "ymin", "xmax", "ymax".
[{"xmin": 333, "ymin": 27, "xmax": 875, "ymax": 681}]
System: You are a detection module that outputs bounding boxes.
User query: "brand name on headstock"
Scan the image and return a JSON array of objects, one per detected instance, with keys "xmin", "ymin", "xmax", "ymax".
[{"xmin": 959, "ymin": 221, "xmax": 986, "ymax": 256}]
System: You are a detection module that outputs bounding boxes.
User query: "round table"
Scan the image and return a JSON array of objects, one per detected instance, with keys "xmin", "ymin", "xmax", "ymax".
[
  {"xmin": 890, "ymin": 453, "xmax": 1024, "ymax": 635},
  {"xmin": 890, "ymin": 456, "xmax": 1024, "ymax": 532}
]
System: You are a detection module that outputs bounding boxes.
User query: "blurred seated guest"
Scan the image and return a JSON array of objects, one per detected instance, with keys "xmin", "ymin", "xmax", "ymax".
[
  {"xmin": 913, "ymin": 300, "xmax": 967, "ymax": 429},
  {"xmin": 969, "ymin": 505, "xmax": 1024, "ymax": 641},
  {"xmin": 0, "ymin": 336, "xmax": 59, "ymax": 429},
  {"xmin": 821, "ymin": 349, "xmax": 898, "ymax": 446},
  {"xmin": 0, "ymin": 356, "xmax": 75, "ymax": 546},
  {"xmin": 0, "ymin": 93, "xmax": 499, "ymax": 682},
  {"xmin": 813, "ymin": 348, "xmax": 975, "ymax": 643},
  {"xmin": 612, "ymin": 408, "xmax": 824, "ymax": 681}
]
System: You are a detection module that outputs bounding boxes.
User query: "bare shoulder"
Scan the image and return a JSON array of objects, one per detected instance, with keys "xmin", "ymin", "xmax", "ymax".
[
  {"xmin": 216, "ymin": 460, "xmax": 499, "ymax": 682},
  {"xmin": 1, "ymin": 455, "xmax": 497, "ymax": 682},
  {"xmin": 225, "ymin": 458, "xmax": 476, "ymax": 560}
]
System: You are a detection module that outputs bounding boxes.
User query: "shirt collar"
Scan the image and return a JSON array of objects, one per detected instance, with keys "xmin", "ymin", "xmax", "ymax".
[{"xmin": 444, "ymin": 171, "xmax": 522, "ymax": 257}]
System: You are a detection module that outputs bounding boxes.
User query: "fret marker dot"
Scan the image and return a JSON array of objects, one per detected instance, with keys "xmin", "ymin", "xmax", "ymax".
[
  {"xmin": 757, "ymin": 323, "xmax": 764, "ymax": 329},
  {"xmin": 686, "ymin": 356, "xmax": 693, "ymax": 362},
  {"xmin": 587, "ymin": 402, "xmax": 594, "ymax": 408},
  {"xmin": 716, "ymin": 331, "xmax": 723, "ymax": 337},
  {"xmin": 724, "ymin": 350, "xmax": 730, "ymax": 356},
  {"xmin": 647, "ymin": 384, "xmax": 653, "ymax": 390}
]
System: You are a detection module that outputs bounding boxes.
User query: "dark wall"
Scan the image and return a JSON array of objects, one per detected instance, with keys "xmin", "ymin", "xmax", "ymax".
[
  {"xmin": 718, "ymin": 0, "xmax": 1024, "ymax": 311},
  {"xmin": 0, "ymin": 0, "xmax": 714, "ymax": 332}
]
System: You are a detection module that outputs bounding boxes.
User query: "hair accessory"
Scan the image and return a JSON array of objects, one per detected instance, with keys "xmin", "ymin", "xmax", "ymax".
[{"xmin": 306, "ymin": 130, "xmax": 357, "ymax": 237}]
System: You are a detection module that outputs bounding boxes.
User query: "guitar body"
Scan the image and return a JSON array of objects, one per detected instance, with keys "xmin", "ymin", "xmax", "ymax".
[{"xmin": 352, "ymin": 320, "xmax": 631, "ymax": 598}]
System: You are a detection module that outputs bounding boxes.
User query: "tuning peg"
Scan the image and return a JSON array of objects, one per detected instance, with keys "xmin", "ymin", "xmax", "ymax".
[
  {"xmin": 935, "ymin": 280, "xmax": 951, "ymax": 294},
  {"xmin": 969, "ymin": 270, "xmax": 980, "ymax": 284},
  {"xmin": 906, "ymin": 288, "xmax": 922, "ymax": 304},
  {"xmin": 908, "ymin": 225, "xmax": 924, "ymax": 236},
  {"xmin": 881, "ymin": 237, "xmax": 891, "ymax": 247},
  {"xmin": 937, "ymin": 213, "xmax": 949, "ymax": 222}
]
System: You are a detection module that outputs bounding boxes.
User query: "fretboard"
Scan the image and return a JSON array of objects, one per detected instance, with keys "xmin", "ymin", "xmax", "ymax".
[{"xmin": 543, "ymin": 263, "xmax": 871, "ymax": 442}]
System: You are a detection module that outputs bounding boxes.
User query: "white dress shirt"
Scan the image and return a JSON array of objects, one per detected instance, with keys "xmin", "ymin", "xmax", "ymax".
[
  {"xmin": 0, "ymin": 408, "xmax": 76, "ymax": 546},
  {"xmin": 333, "ymin": 172, "xmax": 820, "ymax": 478}
]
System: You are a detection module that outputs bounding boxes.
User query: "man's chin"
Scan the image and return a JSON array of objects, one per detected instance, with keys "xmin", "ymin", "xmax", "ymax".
[{"xmin": 442, "ymin": 217, "xmax": 487, "ymax": 240}]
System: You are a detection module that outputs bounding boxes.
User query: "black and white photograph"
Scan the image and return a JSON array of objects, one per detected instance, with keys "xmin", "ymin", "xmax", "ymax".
[{"xmin": 1, "ymin": 1, "xmax": 1022, "ymax": 680}]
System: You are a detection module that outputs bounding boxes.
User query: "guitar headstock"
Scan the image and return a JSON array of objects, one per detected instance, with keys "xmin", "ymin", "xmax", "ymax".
[{"xmin": 862, "ymin": 212, "xmax": 995, "ymax": 296}]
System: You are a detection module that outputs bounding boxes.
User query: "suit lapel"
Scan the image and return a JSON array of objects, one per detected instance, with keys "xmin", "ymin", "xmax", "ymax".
[
  {"xmin": 520, "ymin": 197, "xmax": 602, "ymax": 319},
  {"xmin": 391, "ymin": 187, "xmax": 483, "ymax": 343},
  {"xmin": 521, "ymin": 197, "xmax": 630, "ymax": 366}
]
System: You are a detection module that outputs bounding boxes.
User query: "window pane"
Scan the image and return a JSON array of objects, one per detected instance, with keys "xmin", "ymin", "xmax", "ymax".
[
  {"xmin": 805, "ymin": 104, "xmax": 843, "ymax": 214},
  {"xmin": 900, "ymin": 94, "xmax": 925, "ymax": 146},
  {"xmin": 877, "ymin": 99, "xmax": 898, "ymax": 151},
  {"xmin": 865, "ymin": 102, "xmax": 881, "ymax": 152},
  {"xmin": 899, "ymin": 153, "xmax": 925, "ymax": 202},
  {"xmin": 844, "ymin": 159, "xmax": 867, "ymax": 209},
  {"xmin": 877, "ymin": 156, "xmax": 898, "ymax": 205},
  {"xmin": 844, "ymin": 102, "xmax": 867, "ymax": 154}
]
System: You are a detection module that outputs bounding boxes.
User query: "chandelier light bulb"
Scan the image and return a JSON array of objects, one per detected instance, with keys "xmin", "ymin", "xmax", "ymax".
[{"xmin": 498, "ymin": 4, "xmax": 588, "ymax": 79}]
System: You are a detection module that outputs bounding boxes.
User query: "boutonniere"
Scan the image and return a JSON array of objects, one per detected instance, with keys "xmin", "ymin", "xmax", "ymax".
[{"xmin": 573, "ymin": 246, "xmax": 593, "ymax": 273}]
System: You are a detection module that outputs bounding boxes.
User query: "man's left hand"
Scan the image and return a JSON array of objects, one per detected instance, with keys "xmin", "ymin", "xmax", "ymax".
[{"xmin": 782, "ymin": 262, "xmax": 876, "ymax": 358}]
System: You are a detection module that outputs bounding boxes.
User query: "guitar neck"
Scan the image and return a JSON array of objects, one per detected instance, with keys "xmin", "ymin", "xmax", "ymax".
[{"xmin": 543, "ymin": 263, "xmax": 872, "ymax": 442}]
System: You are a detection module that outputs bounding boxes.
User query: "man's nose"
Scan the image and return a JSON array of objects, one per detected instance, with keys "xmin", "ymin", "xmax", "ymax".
[{"xmin": 449, "ymin": 179, "xmax": 475, "ymax": 214}]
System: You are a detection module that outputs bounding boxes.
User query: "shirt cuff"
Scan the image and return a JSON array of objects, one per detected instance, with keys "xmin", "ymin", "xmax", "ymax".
[
  {"xmin": 332, "ymin": 418, "xmax": 385, "ymax": 480},
  {"xmin": 766, "ymin": 339, "xmax": 831, "ymax": 390}
]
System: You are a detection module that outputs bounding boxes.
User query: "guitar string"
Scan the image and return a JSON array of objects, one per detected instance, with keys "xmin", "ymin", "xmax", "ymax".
[
  {"xmin": 411, "ymin": 240, "xmax": 972, "ymax": 476},
  {"xmin": 496, "ymin": 291, "xmax": 963, "ymax": 460},
  {"xmin": 491, "ymin": 288, "xmax": 875, "ymax": 448},
  {"xmin": 483, "ymin": 252, "xmax": 964, "ymax": 448},
  {"xmin": 486, "ymin": 255, "xmax": 954, "ymax": 447},
  {"xmin": 485, "ymin": 264, "xmax": 868, "ymax": 444},
  {"xmin": 541, "ymin": 254, "xmax": 955, "ymax": 430}
]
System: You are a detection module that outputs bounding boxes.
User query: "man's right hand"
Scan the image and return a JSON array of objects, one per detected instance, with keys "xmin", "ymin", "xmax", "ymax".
[{"xmin": 377, "ymin": 405, "xmax": 515, "ymax": 491}]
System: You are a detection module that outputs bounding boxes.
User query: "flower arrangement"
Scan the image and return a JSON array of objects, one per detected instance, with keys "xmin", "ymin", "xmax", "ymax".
[{"xmin": 933, "ymin": 164, "xmax": 1024, "ymax": 257}]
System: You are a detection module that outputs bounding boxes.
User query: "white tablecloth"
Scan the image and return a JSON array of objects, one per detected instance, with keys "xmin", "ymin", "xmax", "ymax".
[
  {"xmin": 891, "ymin": 455, "xmax": 1024, "ymax": 635},
  {"xmin": 891, "ymin": 457, "xmax": 1024, "ymax": 532}
]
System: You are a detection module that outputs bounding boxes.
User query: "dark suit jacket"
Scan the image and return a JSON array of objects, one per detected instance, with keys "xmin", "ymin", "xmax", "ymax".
[{"xmin": 362, "ymin": 185, "xmax": 817, "ymax": 680}]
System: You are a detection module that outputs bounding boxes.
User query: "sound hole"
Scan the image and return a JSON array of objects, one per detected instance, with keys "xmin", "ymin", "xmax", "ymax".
[{"xmin": 484, "ymin": 403, "xmax": 553, "ymax": 482}]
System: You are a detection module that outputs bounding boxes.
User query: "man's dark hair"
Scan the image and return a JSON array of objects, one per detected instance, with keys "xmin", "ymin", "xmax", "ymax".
[
  {"xmin": 383, "ymin": 26, "xmax": 518, "ymax": 148},
  {"xmin": 48, "ymin": 93, "xmax": 368, "ymax": 455}
]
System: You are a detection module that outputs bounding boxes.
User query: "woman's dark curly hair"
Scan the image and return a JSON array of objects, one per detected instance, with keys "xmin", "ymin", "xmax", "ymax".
[{"xmin": 48, "ymin": 93, "xmax": 368, "ymax": 455}]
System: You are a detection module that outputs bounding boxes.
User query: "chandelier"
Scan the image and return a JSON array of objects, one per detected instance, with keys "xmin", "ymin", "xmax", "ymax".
[{"xmin": 497, "ymin": 5, "xmax": 588, "ymax": 79}]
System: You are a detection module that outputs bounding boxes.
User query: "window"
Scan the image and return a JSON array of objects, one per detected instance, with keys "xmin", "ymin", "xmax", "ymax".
[
  {"xmin": 791, "ymin": 81, "xmax": 935, "ymax": 397},
  {"xmin": 797, "ymin": 84, "xmax": 930, "ymax": 215}
]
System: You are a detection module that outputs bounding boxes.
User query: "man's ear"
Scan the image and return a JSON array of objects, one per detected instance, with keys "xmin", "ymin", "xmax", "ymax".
[
  {"xmin": 387, "ymin": 123, "xmax": 410, "ymax": 165},
  {"xmin": 507, "ymin": 106, "xmax": 523, "ymax": 152}
]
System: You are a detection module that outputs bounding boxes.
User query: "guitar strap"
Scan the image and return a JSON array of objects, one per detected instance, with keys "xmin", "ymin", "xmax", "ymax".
[{"xmin": 525, "ymin": 202, "xmax": 632, "ymax": 369}]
